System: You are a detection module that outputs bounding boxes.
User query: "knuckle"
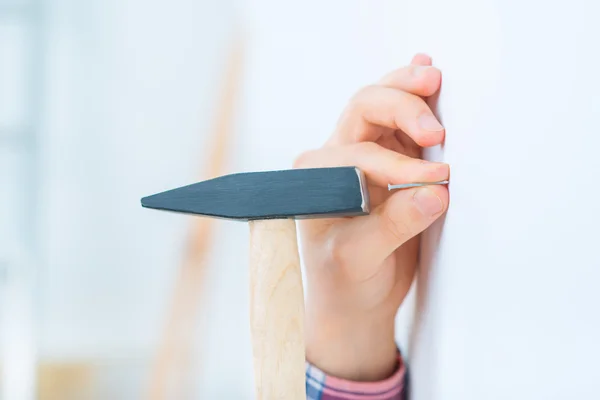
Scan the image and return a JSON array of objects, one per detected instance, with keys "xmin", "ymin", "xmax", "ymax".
[
  {"xmin": 354, "ymin": 84, "xmax": 378, "ymax": 98},
  {"xmin": 347, "ymin": 85, "xmax": 377, "ymax": 110},
  {"xmin": 380, "ymin": 67, "xmax": 408, "ymax": 86},
  {"xmin": 292, "ymin": 149, "xmax": 317, "ymax": 169},
  {"xmin": 353, "ymin": 141, "xmax": 380, "ymax": 155},
  {"xmin": 353, "ymin": 141, "xmax": 403, "ymax": 166},
  {"xmin": 325, "ymin": 234, "xmax": 353, "ymax": 267}
]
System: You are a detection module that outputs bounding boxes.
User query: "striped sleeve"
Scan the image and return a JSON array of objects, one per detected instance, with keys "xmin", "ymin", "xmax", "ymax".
[{"xmin": 305, "ymin": 353, "xmax": 406, "ymax": 400}]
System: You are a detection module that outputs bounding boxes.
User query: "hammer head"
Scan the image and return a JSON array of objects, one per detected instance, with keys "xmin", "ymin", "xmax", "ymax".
[{"xmin": 141, "ymin": 167, "xmax": 370, "ymax": 221}]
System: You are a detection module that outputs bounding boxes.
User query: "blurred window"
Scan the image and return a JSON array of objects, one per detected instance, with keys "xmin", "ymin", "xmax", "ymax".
[
  {"xmin": 0, "ymin": 1, "xmax": 41, "ymax": 399},
  {"xmin": 0, "ymin": 19, "xmax": 28, "ymax": 133}
]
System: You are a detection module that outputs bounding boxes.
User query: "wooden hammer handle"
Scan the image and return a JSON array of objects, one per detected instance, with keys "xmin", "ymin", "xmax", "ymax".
[{"xmin": 249, "ymin": 219, "xmax": 306, "ymax": 400}]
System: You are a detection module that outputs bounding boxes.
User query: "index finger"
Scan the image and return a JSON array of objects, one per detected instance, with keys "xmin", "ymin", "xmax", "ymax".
[{"xmin": 328, "ymin": 85, "xmax": 445, "ymax": 147}]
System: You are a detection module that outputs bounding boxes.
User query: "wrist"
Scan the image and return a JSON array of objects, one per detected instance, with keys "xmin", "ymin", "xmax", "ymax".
[{"xmin": 305, "ymin": 310, "xmax": 398, "ymax": 381}]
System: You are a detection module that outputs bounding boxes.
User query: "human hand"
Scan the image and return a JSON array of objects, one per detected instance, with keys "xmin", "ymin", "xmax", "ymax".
[{"xmin": 294, "ymin": 54, "xmax": 449, "ymax": 381}]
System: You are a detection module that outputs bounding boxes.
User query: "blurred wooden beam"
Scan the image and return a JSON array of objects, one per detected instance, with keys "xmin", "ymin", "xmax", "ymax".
[
  {"xmin": 146, "ymin": 34, "xmax": 244, "ymax": 400},
  {"xmin": 37, "ymin": 362, "xmax": 94, "ymax": 400}
]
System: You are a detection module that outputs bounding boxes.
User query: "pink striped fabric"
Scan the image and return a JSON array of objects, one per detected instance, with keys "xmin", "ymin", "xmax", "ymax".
[{"xmin": 305, "ymin": 353, "xmax": 406, "ymax": 400}]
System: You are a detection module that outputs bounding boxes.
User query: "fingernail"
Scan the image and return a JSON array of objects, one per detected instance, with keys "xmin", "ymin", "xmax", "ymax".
[
  {"xmin": 412, "ymin": 65, "xmax": 432, "ymax": 77},
  {"xmin": 418, "ymin": 114, "xmax": 444, "ymax": 131},
  {"xmin": 413, "ymin": 187, "xmax": 443, "ymax": 216}
]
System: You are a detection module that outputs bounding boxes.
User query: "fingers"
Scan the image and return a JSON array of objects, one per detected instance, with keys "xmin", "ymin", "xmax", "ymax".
[
  {"xmin": 294, "ymin": 142, "xmax": 449, "ymax": 188},
  {"xmin": 329, "ymin": 53, "xmax": 443, "ymax": 148},
  {"xmin": 330, "ymin": 85, "xmax": 445, "ymax": 147},
  {"xmin": 334, "ymin": 184, "xmax": 449, "ymax": 269},
  {"xmin": 378, "ymin": 64, "xmax": 441, "ymax": 97}
]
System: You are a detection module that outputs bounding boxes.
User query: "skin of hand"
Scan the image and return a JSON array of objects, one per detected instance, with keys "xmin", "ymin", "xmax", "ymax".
[{"xmin": 294, "ymin": 54, "xmax": 449, "ymax": 381}]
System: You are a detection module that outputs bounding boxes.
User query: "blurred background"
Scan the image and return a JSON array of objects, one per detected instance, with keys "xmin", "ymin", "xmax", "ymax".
[{"xmin": 0, "ymin": 0, "xmax": 415, "ymax": 398}]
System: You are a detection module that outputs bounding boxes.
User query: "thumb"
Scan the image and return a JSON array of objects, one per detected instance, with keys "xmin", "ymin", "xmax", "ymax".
[{"xmin": 336, "ymin": 185, "xmax": 449, "ymax": 271}]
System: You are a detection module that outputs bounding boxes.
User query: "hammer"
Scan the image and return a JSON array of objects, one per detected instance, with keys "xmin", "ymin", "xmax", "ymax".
[{"xmin": 141, "ymin": 166, "xmax": 447, "ymax": 399}]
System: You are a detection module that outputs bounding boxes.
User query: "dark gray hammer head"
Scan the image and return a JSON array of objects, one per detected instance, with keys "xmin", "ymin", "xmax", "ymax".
[{"xmin": 141, "ymin": 167, "xmax": 370, "ymax": 221}]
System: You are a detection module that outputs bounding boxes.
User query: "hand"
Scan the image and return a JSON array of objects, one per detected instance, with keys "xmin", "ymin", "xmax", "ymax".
[{"xmin": 294, "ymin": 54, "xmax": 449, "ymax": 381}]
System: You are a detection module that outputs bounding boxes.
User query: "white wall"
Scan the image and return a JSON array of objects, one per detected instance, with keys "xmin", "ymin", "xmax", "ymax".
[{"xmin": 389, "ymin": 1, "xmax": 600, "ymax": 399}]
